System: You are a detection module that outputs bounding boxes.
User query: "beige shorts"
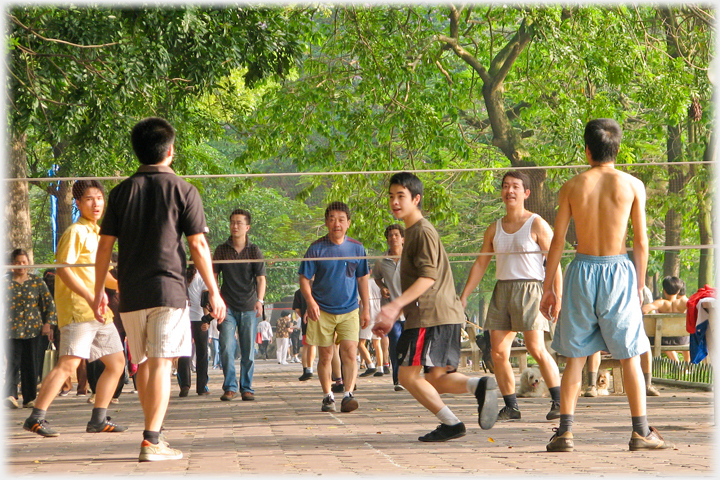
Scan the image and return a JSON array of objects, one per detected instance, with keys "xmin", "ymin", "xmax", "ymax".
[
  {"xmin": 306, "ymin": 309, "xmax": 360, "ymax": 347},
  {"xmin": 485, "ymin": 280, "xmax": 549, "ymax": 332},
  {"xmin": 121, "ymin": 306, "xmax": 192, "ymax": 364},
  {"xmin": 58, "ymin": 320, "xmax": 124, "ymax": 362}
]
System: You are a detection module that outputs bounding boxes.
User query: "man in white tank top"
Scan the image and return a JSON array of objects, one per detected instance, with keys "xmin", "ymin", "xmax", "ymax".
[{"xmin": 460, "ymin": 171, "xmax": 563, "ymax": 422}]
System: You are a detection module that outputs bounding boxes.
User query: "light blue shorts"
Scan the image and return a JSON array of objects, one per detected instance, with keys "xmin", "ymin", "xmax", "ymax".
[{"xmin": 551, "ymin": 254, "xmax": 650, "ymax": 359}]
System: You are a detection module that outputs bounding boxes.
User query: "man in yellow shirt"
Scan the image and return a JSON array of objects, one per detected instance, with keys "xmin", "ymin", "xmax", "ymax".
[{"xmin": 24, "ymin": 180, "xmax": 127, "ymax": 437}]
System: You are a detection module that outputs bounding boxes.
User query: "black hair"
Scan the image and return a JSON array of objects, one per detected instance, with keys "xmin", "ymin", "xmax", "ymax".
[
  {"xmin": 662, "ymin": 276, "xmax": 684, "ymax": 296},
  {"xmin": 384, "ymin": 224, "xmax": 405, "ymax": 239},
  {"xmin": 325, "ymin": 201, "xmax": 351, "ymax": 221},
  {"xmin": 389, "ymin": 172, "xmax": 424, "ymax": 209},
  {"xmin": 186, "ymin": 264, "xmax": 197, "ymax": 284},
  {"xmin": 281, "ymin": 310, "xmax": 291, "ymax": 317},
  {"xmin": 230, "ymin": 208, "xmax": 252, "ymax": 225},
  {"xmin": 10, "ymin": 248, "xmax": 28, "ymax": 263},
  {"xmin": 501, "ymin": 170, "xmax": 531, "ymax": 191},
  {"xmin": 131, "ymin": 117, "xmax": 176, "ymax": 165},
  {"xmin": 72, "ymin": 179, "xmax": 104, "ymax": 201},
  {"xmin": 584, "ymin": 118, "xmax": 622, "ymax": 163}
]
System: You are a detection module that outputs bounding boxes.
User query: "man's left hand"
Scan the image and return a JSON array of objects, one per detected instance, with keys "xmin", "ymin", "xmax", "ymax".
[{"xmin": 255, "ymin": 301, "xmax": 263, "ymax": 318}]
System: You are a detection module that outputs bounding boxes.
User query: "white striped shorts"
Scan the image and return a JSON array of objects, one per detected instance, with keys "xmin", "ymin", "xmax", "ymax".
[
  {"xmin": 58, "ymin": 320, "xmax": 124, "ymax": 362},
  {"xmin": 121, "ymin": 306, "xmax": 192, "ymax": 364}
]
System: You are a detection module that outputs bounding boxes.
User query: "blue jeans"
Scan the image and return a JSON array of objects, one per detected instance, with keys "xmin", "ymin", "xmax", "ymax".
[
  {"xmin": 387, "ymin": 320, "xmax": 404, "ymax": 385},
  {"xmin": 219, "ymin": 309, "xmax": 257, "ymax": 393}
]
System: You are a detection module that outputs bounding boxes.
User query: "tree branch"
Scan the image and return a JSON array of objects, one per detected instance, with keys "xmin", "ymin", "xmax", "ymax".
[
  {"xmin": 436, "ymin": 34, "xmax": 490, "ymax": 83},
  {"xmin": 9, "ymin": 14, "xmax": 120, "ymax": 49}
]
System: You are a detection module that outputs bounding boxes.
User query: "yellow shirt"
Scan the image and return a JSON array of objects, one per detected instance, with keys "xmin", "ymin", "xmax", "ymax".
[{"xmin": 54, "ymin": 217, "xmax": 113, "ymax": 327}]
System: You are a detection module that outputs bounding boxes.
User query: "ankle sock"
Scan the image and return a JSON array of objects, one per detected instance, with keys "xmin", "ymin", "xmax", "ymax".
[
  {"xmin": 503, "ymin": 394, "xmax": 519, "ymax": 410},
  {"xmin": 436, "ymin": 406, "xmax": 462, "ymax": 426},
  {"xmin": 466, "ymin": 377, "xmax": 480, "ymax": 394},
  {"xmin": 367, "ymin": 362, "xmax": 375, "ymax": 369},
  {"xmin": 90, "ymin": 407, "xmax": 107, "ymax": 425},
  {"xmin": 143, "ymin": 430, "xmax": 160, "ymax": 445},
  {"xmin": 557, "ymin": 414, "xmax": 574, "ymax": 436},
  {"xmin": 632, "ymin": 415, "xmax": 650, "ymax": 437},
  {"xmin": 588, "ymin": 371, "xmax": 598, "ymax": 387},
  {"xmin": 325, "ymin": 392, "xmax": 334, "ymax": 401},
  {"xmin": 549, "ymin": 386, "xmax": 561, "ymax": 404},
  {"xmin": 29, "ymin": 407, "xmax": 46, "ymax": 422},
  {"xmin": 644, "ymin": 372, "xmax": 652, "ymax": 386},
  {"xmin": 343, "ymin": 391, "xmax": 353, "ymax": 398}
]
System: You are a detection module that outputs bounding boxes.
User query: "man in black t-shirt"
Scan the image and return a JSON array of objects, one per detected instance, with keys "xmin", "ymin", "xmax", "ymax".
[
  {"xmin": 213, "ymin": 209, "xmax": 266, "ymax": 402},
  {"xmin": 94, "ymin": 117, "xmax": 225, "ymax": 462},
  {"xmin": 293, "ymin": 287, "xmax": 316, "ymax": 381}
]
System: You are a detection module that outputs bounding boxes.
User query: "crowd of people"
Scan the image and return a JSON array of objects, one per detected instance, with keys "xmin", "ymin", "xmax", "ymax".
[{"xmin": 7, "ymin": 116, "xmax": 684, "ymax": 462}]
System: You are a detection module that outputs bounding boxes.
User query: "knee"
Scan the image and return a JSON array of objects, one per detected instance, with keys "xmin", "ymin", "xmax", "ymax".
[{"xmin": 491, "ymin": 348, "xmax": 509, "ymax": 363}]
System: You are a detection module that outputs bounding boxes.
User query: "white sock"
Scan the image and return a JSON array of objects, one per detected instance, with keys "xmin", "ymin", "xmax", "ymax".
[
  {"xmin": 344, "ymin": 391, "xmax": 352, "ymax": 398},
  {"xmin": 325, "ymin": 392, "xmax": 334, "ymax": 401},
  {"xmin": 368, "ymin": 362, "xmax": 375, "ymax": 369},
  {"xmin": 308, "ymin": 367, "xmax": 314, "ymax": 373},
  {"xmin": 466, "ymin": 377, "xmax": 480, "ymax": 395},
  {"xmin": 436, "ymin": 406, "xmax": 461, "ymax": 426}
]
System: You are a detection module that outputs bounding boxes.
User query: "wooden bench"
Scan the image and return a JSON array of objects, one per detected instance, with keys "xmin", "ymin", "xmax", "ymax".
[
  {"xmin": 459, "ymin": 323, "xmax": 482, "ymax": 371},
  {"xmin": 592, "ymin": 313, "xmax": 688, "ymax": 394}
]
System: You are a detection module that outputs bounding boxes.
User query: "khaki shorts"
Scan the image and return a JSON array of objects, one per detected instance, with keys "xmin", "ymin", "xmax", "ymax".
[
  {"xmin": 306, "ymin": 309, "xmax": 360, "ymax": 347},
  {"xmin": 485, "ymin": 280, "xmax": 549, "ymax": 332},
  {"xmin": 121, "ymin": 306, "xmax": 192, "ymax": 364},
  {"xmin": 58, "ymin": 320, "xmax": 124, "ymax": 362}
]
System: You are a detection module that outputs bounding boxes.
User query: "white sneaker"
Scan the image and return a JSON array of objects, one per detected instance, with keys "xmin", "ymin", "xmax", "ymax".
[
  {"xmin": 87, "ymin": 394, "xmax": 96, "ymax": 404},
  {"xmin": 6, "ymin": 396, "xmax": 18, "ymax": 409},
  {"xmin": 138, "ymin": 440, "xmax": 183, "ymax": 462}
]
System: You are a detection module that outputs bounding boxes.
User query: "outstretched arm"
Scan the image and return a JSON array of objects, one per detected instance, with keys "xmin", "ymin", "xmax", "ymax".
[
  {"xmin": 373, "ymin": 276, "xmax": 435, "ymax": 336},
  {"xmin": 459, "ymin": 223, "xmax": 495, "ymax": 309}
]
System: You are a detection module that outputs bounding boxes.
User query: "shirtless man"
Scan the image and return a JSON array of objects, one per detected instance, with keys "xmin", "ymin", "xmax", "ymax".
[
  {"xmin": 642, "ymin": 276, "xmax": 689, "ymax": 363},
  {"xmin": 541, "ymin": 118, "xmax": 672, "ymax": 452}
]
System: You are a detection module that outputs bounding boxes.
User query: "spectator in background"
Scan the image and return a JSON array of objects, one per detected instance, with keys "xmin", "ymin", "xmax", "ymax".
[
  {"xmin": 275, "ymin": 311, "xmax": 293, "ymax": 365},
  {"xmin": 177, "ymin": 264, "xmax": 211, "ymax": 397},
  {"xmin": 257, "ymin": 314, "xmax": 273, "ymax": 360}
]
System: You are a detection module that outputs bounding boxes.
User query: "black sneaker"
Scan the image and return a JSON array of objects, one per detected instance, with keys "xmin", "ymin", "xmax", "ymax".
[
  {"xmin": 474, "ymin": 376, "xmax": 499, "ymax": 429},
  {"xmin": 179, "ymin": 387, "xmax": 190, "ymax": 398},
  {"xmin": 331, "ymin": 381, "xmax": 344, "ymax": 393},
  {"xmin": 373, "ymin": 370, "xmax": 384, "ymax": 377},
  {"xmin": 359, "ymin": 367, "xmax": 377, "ymax": 377},
  {"xmin": 383, "ymin": 365, "xmax": 390, "ymax": 374},
  {"xmin": 340, "ymin": 395, "xmax": 359, "ymax": 412},
  {"xmin": 86, "ymin": 416, "xmax": 128, "ymax": 433},
  {"xmin": 546, "ymin": 400, "xmax": 561, "ymax": 420},
  {"xmin": 321, "ymin": 396, "xmax": 336, "ymax": 412},
  {"xmin": 298, "ymin": 372, "xmax": 313, "ymax": 381},
  {"xmin": 497, "ymin": 406, "xmax": 522, "ymax": 421},
  {"xmin": 546, "ymin": 427, "xmax": 574, "ymax": 452},
  {"xmin": 24, "ymin": 418, "xmax": 59, "ymax": 437},
  {"xmin": 418, "ymin": 422, "xmax": 466, "ymax": 442}
]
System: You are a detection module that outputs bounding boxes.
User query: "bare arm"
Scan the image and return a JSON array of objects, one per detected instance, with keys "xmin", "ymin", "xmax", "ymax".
[
  {"xmin": 357, "ymin": 274, "xmax": 371, "ymax": 329},
  {"xmin": 642, "ymin": 299, "xmax": 663, "ymax": 314},
  {"xmin": 540, "ymin": 184, "xmax": 572, "ymax": 321},
  {"xmin": 459, "ymin": 223, "xmax": 495, "ymax": 309},
  {"xmin": 92, "ymin": 235, "xmax": 116, "ymax": 322},
  {"xmin": 255, "ymin": 275, "xmax": 266, "ymax": 317},
  {"xmin": 534, "ymin": 216, "xmax": 563, "ymax": 315},
  {"xmin": 188, "ymin": 233, "xmax": 226, "ymax": 323},
  {"xmin": 299, "ymin": 275, "xmax": 319, "ymax": 321},
  {"xmin": 373, "ymin": 277, "xmax": 435, "ymax": 336},
  {"xmin": 630, "ymin": 179, "xmax": 649, "ymax": 297}
]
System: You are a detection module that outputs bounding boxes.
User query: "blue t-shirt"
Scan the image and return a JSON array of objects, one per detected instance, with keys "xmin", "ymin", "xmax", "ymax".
[{"xmin": 298, "ymin": 235, "xmax": 369, "ymax": 315}]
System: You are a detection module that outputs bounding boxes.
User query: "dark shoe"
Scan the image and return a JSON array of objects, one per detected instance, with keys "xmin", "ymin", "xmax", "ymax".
[
  {"xmin": 23, "ymin": 418, "xmax": 59, "ymax": 437},
  {"xmin": 418, "ymin": 422, "xmax": 466, "ymax": 442},
  {"xmin": 546, "ymin": 400, "xmax": 561, "ymax": 420},
  {"xmin": 87, "ymin": 416, "xmax": 128, "ymax": 433},
  {"xmin": 241, "ymin": 392, "xmax": 254, "ymax": 401},
  {"xmin": 373, "ymin": 370, "xmax": 384, "ymax": 377},
  {"xmin": 474, "ymin": 376, "xmax": 499, "ymax": 429},
  {"xmin": 394, "ymin": 384, "xmax": 405, "ymax": 392},
  {"xmin": 220, "ymin": 391, "xmax": 237, "ymax": 401},
  {"xmin": 179, "ymin": 387, "xmax": 190, "ymax": 398},
  {"xmin": 331, "ymin": 382, "xmax": 344, "ymax": 394},
  {"xmin": 58, "ymin": 389, "xmax": 70, "ymax": 397},
  {"xmin": 340, "ymin": 395, "xmax": 359, "ymax": 412},
  {"xmin": 198, "ymin": 390, "xmax": 210, "ymax": 396},
  {"xmin": 298, "ymin": 372, "xmax": 313, "ymax": 381},
  {"xmin": 321, "ymin": 396, "xmax": 336, "ymax": 412},
  {"xmin": 383, "ymin": 365, "xmax": 390, "ymax": 374},
  {"xmin": 629, "ymin": 426, "xmax": 674, "ymax": 451},
  {"xmin": 497, "ymin": 406, "xmax": 522, "ymax": 421},
  {"xmin": 359, "ymin": 367, "xmax": 377, "ymax": 377},
  {"xmin": 546, "ymin": 428, "xmax": 574, "ymax": 452}
]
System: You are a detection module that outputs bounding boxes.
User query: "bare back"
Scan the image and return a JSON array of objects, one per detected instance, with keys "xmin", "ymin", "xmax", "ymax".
[{"xmin": 564, "ymin": 166, "xmax": 646, "ymax": 256}]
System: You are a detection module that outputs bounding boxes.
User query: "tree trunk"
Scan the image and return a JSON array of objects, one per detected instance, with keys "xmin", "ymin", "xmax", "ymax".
[
  {"xmin": 663, "ymin": 124, "xmax": 683, "ymax": 277},
  {"xmin": 697, "ymin": 133, "xmax": 715, "ymax": 289},
  {"xmin": 52, "ymin": 144, "xmax": 75, "ymax": 239},
  {"xmin": 6, "ymin": 133, "xmax": 34, "ymax": 264}
]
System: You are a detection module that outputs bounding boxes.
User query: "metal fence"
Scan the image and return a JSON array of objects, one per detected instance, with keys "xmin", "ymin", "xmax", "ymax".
[{"xmin": 652, "ymin": 356, "xmax": 714, "ymax": 390}]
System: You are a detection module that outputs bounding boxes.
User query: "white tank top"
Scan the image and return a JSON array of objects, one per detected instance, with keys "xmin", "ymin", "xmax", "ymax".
[{"xmin": 493, "ymin": 213, "xmax": 545, "ymax": 281}]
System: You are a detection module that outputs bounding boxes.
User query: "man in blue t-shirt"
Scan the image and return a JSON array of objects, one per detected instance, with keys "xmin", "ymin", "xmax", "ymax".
[{"xmin": 299, "ymin": 202, "xmax": 370, "ymax": 414}]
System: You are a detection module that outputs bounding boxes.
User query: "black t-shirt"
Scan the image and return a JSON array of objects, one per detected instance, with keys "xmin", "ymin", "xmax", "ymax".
[
  {"xmin": 292, "ymin": 289, "xmax": 307, "ymax": 317},
  {"xmin": 213, "ymin": 237, "xmax": 266, "ymax": 312},
  {"xmin": 100, "ymin": 164, "xmax": 207, "ymax": 312}
]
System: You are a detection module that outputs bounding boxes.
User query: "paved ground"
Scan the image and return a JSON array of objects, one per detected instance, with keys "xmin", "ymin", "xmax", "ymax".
[{"xmin": 4, "ymin": 359, "xmax": 716, "ymax": 477}]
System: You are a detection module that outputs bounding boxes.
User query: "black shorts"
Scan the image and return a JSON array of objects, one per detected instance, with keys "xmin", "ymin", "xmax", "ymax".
[
  {"xmin": 396, "ymin": 324, "xmax": 461, "ymax": 372},
  {"xmin": 649, "ymin": 336, "xmax": 690, "ymax": 347}
]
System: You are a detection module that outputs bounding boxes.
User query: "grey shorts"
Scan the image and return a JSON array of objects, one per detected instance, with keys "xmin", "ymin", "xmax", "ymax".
[
  {"xmin": 485, "ymin": 280, "xmax": 549, "ymax": 332},
  {"xmin": 58, "ymin": 320, "xmax": 124, "ymax": 362}
]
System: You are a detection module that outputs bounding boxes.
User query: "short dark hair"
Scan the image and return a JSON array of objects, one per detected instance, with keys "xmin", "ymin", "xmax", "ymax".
[
  {"xmin": 389, "ymin": 172, "xmax": 423, "ymax": 209},
  {"xmin": 72, "ymin": 179, "xmax": 104, "ymax": 201},
  {"xmin": 10, "ymin": 248, "xmax": 28, "ymax": 263},
  {"xmin": 384, "ymin": 224, "xmax": 405, "ymax": 239},
  {"xmin": 584, "ymin": 118, "xmax": 622, "ymax": 163},
  {"xmin": 502, "ymin": 170, "xmax": 531, "ymax": 191},
  {"xmin": 662, "ymin": 276, "xmax": 684, "ymax": 296},
  {"xmin": 230, "ymin": 208, "xmax": 252, "ymax": 225},
  {"xmin": 325, "ymin": 201, "xmax": 351, "ymax": 221},
  {"xmin": 281, "ymin": 310, "xmax": 291, "ymax": 317},
  {"xmin": 131, "ymin": 117, "xmax": 176, "ymax": 165}
]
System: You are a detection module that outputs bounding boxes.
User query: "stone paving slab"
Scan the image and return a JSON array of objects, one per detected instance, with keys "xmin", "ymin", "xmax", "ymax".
[{"xmin": 4, "ymin": 359, "xmax": 716, "ymax": 477}]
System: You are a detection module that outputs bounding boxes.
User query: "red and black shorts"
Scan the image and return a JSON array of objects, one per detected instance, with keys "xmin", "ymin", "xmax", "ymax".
[{"xmin": 396, "ymin": 324, "xmax": 461, "ymax": 373}]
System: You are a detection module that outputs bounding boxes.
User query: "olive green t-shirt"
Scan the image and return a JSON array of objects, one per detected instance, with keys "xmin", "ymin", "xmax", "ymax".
[{"xmin": 400, "ymin": 218, "xmax": 464, "ymax": 329}]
